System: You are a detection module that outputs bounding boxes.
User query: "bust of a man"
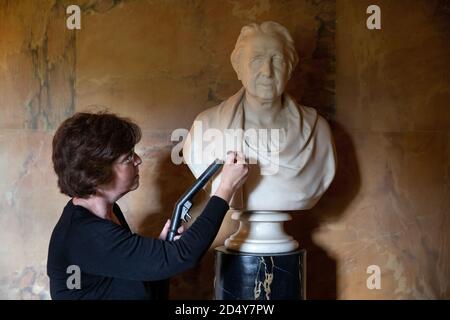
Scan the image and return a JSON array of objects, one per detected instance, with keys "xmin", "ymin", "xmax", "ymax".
[{"xmin": 183, "ymin": 21, "xmax": 336, "ymax": 212}]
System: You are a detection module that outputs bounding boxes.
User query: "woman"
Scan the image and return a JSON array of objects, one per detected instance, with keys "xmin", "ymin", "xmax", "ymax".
[{"xmin": 47, "ymin": 112, "xmax": 248, "ymax": 299}]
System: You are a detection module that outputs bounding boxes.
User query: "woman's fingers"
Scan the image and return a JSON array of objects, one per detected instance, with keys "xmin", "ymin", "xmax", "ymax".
[
  {"xmin": 173, "ymin": 226, "xmax": 185, "ymax": 241},
  {"xmin": 158, "ymin": 219, "xmax": 171, "ymax": 240},
  {"xmin": 159, "ymin": 219, "xmax": 187, "ymax": 241},
  {"xmin": 226, "ymin": 151, "xmax": 236, "ymax": 164},
  {"xmin": 235, "ymin": 151, "xmax": 246, "ymax": 165}
]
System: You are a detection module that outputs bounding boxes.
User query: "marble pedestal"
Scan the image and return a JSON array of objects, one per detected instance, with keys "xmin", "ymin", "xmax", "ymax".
[
  {"xmin": 214, "ymin": 246, "xmax": 306, "ymax": 300},
  {"xmin": 224, "ymin": 211, "xmax": 299, "ymax": 254}
]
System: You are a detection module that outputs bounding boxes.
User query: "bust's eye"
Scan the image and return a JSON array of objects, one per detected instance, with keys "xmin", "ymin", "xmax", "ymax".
[
  {"xmin": 273, "ymin": 56, "xmax": 285, "ymax": 65},
  {"xmin": 251, "ymin": 56, "xmax": 263, "ymax": 64}
]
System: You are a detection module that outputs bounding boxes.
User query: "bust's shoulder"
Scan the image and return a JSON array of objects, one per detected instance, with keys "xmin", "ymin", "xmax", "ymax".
[
  {"xmin": 315, "ymin": 112, "xmax": 331, "ymax": 127},
  {"xmin": 293, "ymin": 100, "xmax": 332, "ymax": 138},
  {"xmin": 194, "ymin": 98, "xmax": 237, "ymax": 129},
  {"xmin": 195, "ymin": 103, "xmax": 223, "ymax": 121},
  {"xmin": 193, "ymin": 104, "xmax": 222, "ymax": 130},
  {"xmin": 313, "ymin": 112, "xmax": 333, "ymax": 141},
  {"xmin": 194, "ymin": 89, "xmax": 244, "ymax": 123}
]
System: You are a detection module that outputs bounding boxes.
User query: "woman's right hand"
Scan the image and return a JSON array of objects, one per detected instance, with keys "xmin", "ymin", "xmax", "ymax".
[{"xmin": 214, "ymin": 151, "xmax": 249, "ymax": 203}]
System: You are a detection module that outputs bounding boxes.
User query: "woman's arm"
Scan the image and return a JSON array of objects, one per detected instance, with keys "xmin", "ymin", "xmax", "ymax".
[
  {"xmin": 66, "ymin": 195, "xmax": 229, "ymax": 281},
  {"xmin": 66, "ymin": 152, "xmax": 248, "ymax": 282}
]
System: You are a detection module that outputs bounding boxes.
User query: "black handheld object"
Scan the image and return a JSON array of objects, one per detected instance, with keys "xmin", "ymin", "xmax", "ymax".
[
  {"xmin": 155, "ymin": 158, "xmax": 224, "ymax": 300},
  {"xmin": 166, "ymin": 159, "xmax": 224, "ymax": 241}
]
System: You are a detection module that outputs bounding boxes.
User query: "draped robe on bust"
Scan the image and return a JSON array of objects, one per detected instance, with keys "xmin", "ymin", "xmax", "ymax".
[{"xmin": 183, "ymin": 88, "xmax": 336, "ymax": 211}]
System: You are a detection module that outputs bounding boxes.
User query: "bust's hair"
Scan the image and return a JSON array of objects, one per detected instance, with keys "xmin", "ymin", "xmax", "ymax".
[
  {"xmin": 230, "ymin": 21, "xmax": 299, "ymax": 78},
  {"xmin": 52, "ymin": 112, "xmax": 141, "ymax": 198}
]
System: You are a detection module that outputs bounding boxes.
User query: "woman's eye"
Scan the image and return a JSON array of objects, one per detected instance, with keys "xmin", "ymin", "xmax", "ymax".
[{"xmin": 124, "ymin": 153, "xmax": 134, "ymax": 163}]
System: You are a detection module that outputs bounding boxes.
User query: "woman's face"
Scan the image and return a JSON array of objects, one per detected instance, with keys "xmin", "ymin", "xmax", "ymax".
[{"xmin": 102, "ymin": 149, "xmax": 142, "ymax": 198}]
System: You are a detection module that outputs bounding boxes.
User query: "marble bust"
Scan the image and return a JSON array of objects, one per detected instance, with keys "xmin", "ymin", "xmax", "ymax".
[{"xmin": 183, "ymin": 21, "xmax": 336, "ymax": 253}]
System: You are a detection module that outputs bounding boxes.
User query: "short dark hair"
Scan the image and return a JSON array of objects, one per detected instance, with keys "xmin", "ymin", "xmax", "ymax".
[{"xmin": 52, "ymin": 112, "xmax": 142, "ymax": 198}]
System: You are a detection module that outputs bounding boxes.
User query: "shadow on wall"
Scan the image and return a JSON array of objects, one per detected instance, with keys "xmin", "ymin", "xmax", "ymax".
[
  {"xmin": 286, "ymin": 121, "xmax": 361, "ymax": 299},
  {"xmin": 137, "ymin": 151, "xmax": 215, "ymax": 299},
  {"xmin": 137, "ymin": 151, "xmax": 194, "ymax": 239}
]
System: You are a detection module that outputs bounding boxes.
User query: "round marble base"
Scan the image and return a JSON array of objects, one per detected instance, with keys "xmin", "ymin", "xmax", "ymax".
[
  {"xmin": 224, "ymin": 211, "xmax": 299, "ymax": 253},
  {"xmin": 214, "ymin": 246, "xmax": 306, "ymax": 300}
]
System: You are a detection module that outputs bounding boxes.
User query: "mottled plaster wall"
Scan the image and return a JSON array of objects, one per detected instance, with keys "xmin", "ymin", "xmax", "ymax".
[
  {"xmin": 307, "ymin": 0, "xmax": 450, "ymax": 299},
  {"xmin": 0, "ymin": 0, "xmax": 448, "ymax": 299}
]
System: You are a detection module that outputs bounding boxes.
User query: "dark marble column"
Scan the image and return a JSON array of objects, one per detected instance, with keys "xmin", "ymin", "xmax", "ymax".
[{"xmin": 214, "ymin": 246, "xmax": 306, "ymax": 300}]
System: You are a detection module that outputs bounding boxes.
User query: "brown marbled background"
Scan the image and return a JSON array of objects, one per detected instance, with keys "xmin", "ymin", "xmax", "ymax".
[{"xmin": 0, "ymin": 0, "xmax": 449, "ymax": 299}]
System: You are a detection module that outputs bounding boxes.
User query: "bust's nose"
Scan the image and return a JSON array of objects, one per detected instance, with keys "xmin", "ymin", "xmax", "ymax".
[{"xmin": 260, "ymin": 58, "xmax": 273, "ymax": 78}]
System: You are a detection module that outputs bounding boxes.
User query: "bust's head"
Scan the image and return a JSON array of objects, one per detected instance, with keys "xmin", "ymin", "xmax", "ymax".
[{"xmin": 231, "ymin": 21, "xmax": 299, "ymax": 103}]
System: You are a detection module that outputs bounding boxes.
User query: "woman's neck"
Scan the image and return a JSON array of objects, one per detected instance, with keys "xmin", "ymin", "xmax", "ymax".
[{"xmin": 72, "ymin": 195, "xmax": 114, "ymax": 220}]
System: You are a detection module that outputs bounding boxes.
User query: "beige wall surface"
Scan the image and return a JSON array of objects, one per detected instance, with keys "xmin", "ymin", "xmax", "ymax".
[{"xmin": 0, "ymin": 0, "xmax": 448, "ymax": 299}]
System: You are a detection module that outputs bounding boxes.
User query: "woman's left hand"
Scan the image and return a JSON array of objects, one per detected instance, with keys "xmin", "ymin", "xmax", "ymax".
[{"xmin": 159, "ymin": 219, "xmax": 185, "ymax": 241}]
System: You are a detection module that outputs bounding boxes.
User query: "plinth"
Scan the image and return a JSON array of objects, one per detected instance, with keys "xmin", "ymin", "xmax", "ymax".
[{"xmin": 214, "ymin": 246, "xmax": 306, "ymax": 300}]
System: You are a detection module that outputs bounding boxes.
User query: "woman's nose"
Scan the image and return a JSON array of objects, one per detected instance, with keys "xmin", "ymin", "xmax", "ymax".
[{"xmin": 134, "ymin": 153, "xmax": 142, "ymax": 166}]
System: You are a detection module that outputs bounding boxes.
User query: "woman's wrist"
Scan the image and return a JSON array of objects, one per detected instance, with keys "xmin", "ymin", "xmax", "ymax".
[{"xmin": 214, "ymin": 184, "xmax": 234, "ymax": 203}]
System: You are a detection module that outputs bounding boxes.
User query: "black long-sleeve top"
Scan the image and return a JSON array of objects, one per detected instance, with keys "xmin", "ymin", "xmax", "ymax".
[{"xmin": 47, "ymin": 196, "xmax": 229, "ymax": 300}]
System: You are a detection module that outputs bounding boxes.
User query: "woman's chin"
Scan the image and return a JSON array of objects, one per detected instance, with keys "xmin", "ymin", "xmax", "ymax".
[{"xmin": 127, "ymin": 181, "xmax": 139, "ymax": 192}]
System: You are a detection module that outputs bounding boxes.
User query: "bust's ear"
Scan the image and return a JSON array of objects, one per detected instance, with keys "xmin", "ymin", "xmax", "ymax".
[
  {"xmin": 287, "ymin": 70, "xmax": 293, "ymax": 81},
  {"xmin": 236, "ymin": 70, "xmax": 242, "ymax": 81},
  {"xmin": 234, "ymin": 65, "xmax": 242, "ymax": 81},
  {"xmin": 286, "ymin": 62, "xmax": 295, "ymax": 81},
  {"xmin": 231, "ymin": 57, "xmax": 242, "ymax": 81}
]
